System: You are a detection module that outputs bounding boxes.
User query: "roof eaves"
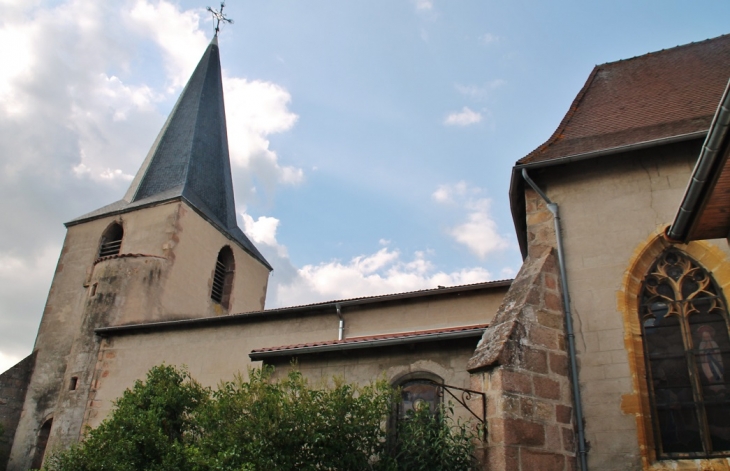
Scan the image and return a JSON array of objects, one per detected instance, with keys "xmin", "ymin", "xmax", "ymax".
[
  {"xmin": 249, "ymin": 326, "xmax": 488, "ymax": 361},
  {"xmin": 668, "ymin": 79, "xmax": 730, "ymax": 242},
  {"xmin": 509, "ymin": 130, "xmax": 708, "ymax": 259},
  {"xmin": 95, "ymin": 280, "xmax": 512, "ymax": 336}
]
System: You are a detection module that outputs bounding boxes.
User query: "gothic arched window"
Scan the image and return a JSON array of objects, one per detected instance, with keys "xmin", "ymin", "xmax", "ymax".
[
  {"xmin": 639, "ymin": 248, "xmax": 730, "ymax": 458},
  {"xmin": 211, "ymin": 246, "xmax": 235, "ymax": 309},
  {"xmin": 98, "ymin": 222, "xmax": 123, "ymax": 257}
]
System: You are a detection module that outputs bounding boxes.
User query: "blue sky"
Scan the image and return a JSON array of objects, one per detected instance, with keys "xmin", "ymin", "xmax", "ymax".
[{"xmin": 1, "ymin": 0, "xmax": 729, "ymax": 372}]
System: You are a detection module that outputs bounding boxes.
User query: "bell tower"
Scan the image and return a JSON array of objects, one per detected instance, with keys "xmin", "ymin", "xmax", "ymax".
[{"xmin": 5, "ymin": 36, "xmax": 271, "ymax": 470}]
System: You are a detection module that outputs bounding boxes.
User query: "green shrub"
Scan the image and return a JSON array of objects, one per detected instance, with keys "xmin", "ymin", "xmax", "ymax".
[
  {"xmin": 44, "ymin": 365, "xmax": 477, "ymax": 471},
  {"xmin": 391, "ymin": 405, "xmax": 477, "ymax": 471}
]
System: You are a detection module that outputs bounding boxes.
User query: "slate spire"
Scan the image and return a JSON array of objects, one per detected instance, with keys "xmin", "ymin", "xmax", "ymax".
[
  {"xmin": 124, "ymin": 36, "xmax": 236, "ymax": 223},
  {"xmin": 70, "ymin": 37, "xmax": 271, "ymax": 270}
]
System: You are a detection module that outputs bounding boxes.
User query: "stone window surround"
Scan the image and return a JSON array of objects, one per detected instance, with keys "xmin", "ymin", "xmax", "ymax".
[{"xmin": 619, "ymin": 231, "xmax": 730, "ymax": 470}]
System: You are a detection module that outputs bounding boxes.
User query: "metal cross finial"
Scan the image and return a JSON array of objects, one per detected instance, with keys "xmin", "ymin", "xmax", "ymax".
[{"xmin": 207, "ymin": 2, "xmax": 233, "ymax": 37}]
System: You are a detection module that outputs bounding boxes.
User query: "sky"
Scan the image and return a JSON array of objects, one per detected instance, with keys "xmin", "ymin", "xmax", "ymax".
[{"xmin": 1, "ymin": 0, "xmax": 729, "ymax": 373}]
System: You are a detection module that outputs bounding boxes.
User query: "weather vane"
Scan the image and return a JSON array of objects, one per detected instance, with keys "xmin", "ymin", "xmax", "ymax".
[{"xmin": 207, "ymin": 2, "xmax": 233, "ymax": 37}]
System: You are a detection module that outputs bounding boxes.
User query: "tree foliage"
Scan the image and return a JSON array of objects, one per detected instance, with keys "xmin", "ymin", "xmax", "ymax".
[{"xmin": 43, "ymin": 365, "xmax": 477, "ymax": 471}]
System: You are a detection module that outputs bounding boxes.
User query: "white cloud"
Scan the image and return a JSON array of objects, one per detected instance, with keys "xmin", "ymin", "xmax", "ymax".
[
  {"xmin": 449, "ymin": 199, "xmax": 510, "ymax": 259},
  {"xmin": 432, "ymin": 181, "xmax": 475, "ymax": 203},
  {"xmin": 99, "ymin": 168, "xmax": 134, "ymax": 181},
  {"xmin": 479, "ymin": 33, "xmax": 500, "ymax": 45},
  {"xmin": 500, "ymin": 267, "xmax": 516, "ymax": 279},
  {"xmin": 224, "ymin": 77, "xmax": 303, "ymax": 191},
  {"xmin": 0, "ymin": 22, "xmax": 34, "ymax": 115},
  {"xmin": 129, "ymin": 0, "xmax": 208, "ymax": 90},
  {"xmin": 0, "ymin": 0, "xmax": 300, "ymax": 361},
  {"xmin": 238, "ymin": 211, "xmax": 494, "ymax": 308},
  {"xmin": 443, "ymin": 107, "xmax": 482, "ymax": 126},
  {"xmin": 0, "ymin": 351, "xmax": 22, "ymax": 375},
  {"xmin": 412, "ymin": 0, "xmax": 433, "ymax": 11},
  {"xmin": 0, "ymin": 245, "xmax": 60, "ymax": 361},
  {"xmin": 433, "ymin": 182, "xmax": 511, "ymax": 259},
  {"xmin": 241, "ymin": 212, "xmax": 288, "ymax": 258},
  {"xmin": 455, "ymin": 80, "xmax": 506, "ymax": 101},
  {"xmin": 277, "ymin": 248, "xmax": 493, "ymax": 307}
]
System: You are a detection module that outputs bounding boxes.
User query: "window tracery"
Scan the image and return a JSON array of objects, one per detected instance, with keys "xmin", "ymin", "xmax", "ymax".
[{"xmin": 639, "ymin": 248, "xmax": 730, "ymax": 458}]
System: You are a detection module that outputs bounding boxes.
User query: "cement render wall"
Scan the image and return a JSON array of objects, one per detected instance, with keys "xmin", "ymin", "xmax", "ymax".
[
  {"xmin": 83, "ymin": 288, "xmax": 505, "ymax": 432},
  {"xmin": 7, "ymin": 200, "xmax": 270, "ymax": 470},
  {"xmin": 266, "ymin": 340, "xmax": 481, "ymax": 425},
  {"xmin": 532, "ymin": 140, "xmax": 730, "ymax": 470}
]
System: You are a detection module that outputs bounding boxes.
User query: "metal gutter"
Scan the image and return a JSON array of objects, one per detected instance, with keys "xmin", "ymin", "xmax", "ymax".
[
  {"xmin": 510, "ymin": 131, "xmax": 708, "ymax": 259},
  {"xmin": 249, "ymin": 328, "xmax": 486, "ymax": 361},
  {"xmin": 667, "ymin": 80, "xmax": 730, "ymax": 242},
  {"xmin": 515, "ymin": 131, "xmax": 707, "ymax": 171},
  {"xmin": 95, "ymin": 280, "xmax": 512, "ymax": 337},
  {"xmin": 522, "ymin": 169, "xmax": 589, "ymax": 471},
  {"xmin": 336, "ymin": 303, "xmax": 344, "ymax": 341}
]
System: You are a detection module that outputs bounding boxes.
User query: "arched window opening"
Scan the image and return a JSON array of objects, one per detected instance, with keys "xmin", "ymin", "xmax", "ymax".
[
  {"xmin": 639, "ymin": 248, "xmax": 730, "ymax": 458},
  {"xmin": 211, "ymin": 246, "xmax": 235, "ymax": 308},
  {"xmin": 394, "ymin": 374, "xmax": 443, "ymax": 421},
  {"xmin": 30, "ymin": 418, "xmax": 53, "ymax": 470},
  {"xmin": 98, "ymin": 222, "xmax": 123, "ymax": 257}
]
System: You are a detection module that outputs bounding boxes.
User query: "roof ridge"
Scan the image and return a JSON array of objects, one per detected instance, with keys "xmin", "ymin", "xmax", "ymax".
[
  {"xmin": 597, "ymin": 33, "xmax": 730, "ymax": 67},
  {"xmin": 255, "ymin": 279, "xmax": 514, "ymax": 312}
]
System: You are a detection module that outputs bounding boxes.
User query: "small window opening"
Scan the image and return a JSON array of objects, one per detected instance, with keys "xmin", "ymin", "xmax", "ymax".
[
  {"xmin": 31, "ymin": 418, "xmax": 53, "ymax": 470},
  {"xmin": 398, "ymin": 378, "xmax": 442, "ymax": 420},
  {"xmin": 69, "ymin": 376, "xmax": 78, "ymax": 391},
  {"xmin": 98, "ymin": 222, "xmax": 123, "ymax": 257},
  {"xmin": 211, "ymin": 246, "xmax": 235, "ymax": 309},
  {"xmin": 90, "ymin": 283, "xmax": 98, "ymax": 297}
]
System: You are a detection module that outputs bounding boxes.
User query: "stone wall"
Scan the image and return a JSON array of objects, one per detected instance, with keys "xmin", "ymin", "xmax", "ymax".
[
  {"xmin": 468, "ymin": 248, "xmax": 576, "ymax": 471},
  {"xmin": 0, "ymin": 353, "xmax": 36, "ymax": 470},
  {"xmin": 532, "ymin": 143, "xmax": 730, "ymax": 470}
]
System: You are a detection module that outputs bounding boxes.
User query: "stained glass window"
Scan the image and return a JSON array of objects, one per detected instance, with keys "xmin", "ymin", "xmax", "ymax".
[{"xmin": 639, "ymin": 249, "xmax": 730, "ymax": 458}]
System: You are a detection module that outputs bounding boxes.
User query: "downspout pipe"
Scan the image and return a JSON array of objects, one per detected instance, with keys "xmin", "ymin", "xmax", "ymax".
[
  {"xmin": 336, "ymin": 303, "xmax": 344, "ymax": 341},
  {"xmin": 522, "ymin": 169, "xmax": 588, "ymax": 471}
]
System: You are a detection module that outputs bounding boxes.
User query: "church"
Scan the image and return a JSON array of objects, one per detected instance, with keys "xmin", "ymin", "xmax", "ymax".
[{"xmin": 1, "ymin": 28, "xmax": 730, "ymax": 471}]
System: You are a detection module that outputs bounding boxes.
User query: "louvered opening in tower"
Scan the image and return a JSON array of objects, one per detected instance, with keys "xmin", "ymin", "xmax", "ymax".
[
  {"xmin": 211, "ymin": 259, "xmax": 226, "ymax": 303},
  {"xmin": 211, "ymin": 246, "xmax": 235, "ymax": 308},
  {"xmin": 98, "ymin": 222, "xmax": 124, "ymax": 258}
]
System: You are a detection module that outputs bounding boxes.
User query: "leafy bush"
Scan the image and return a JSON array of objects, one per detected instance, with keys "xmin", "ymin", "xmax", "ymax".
[
  {"xmin": 43, "ymin": 365, "xmax": 207, "ymax": 471},
  {"xmin": 391, "ymin": 405, "xmax": 477, "ymax": 471},
  {"xmin": 43, "ymin": 365, "xmax": 477, "ymax": 471}
]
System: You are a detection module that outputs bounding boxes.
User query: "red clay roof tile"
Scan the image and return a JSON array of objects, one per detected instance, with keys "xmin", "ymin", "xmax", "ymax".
[
  {"xmin": 520, "ymin": 34, "xmax": 730, "ymax": 164},
  {"xmin": 250, "ymin": 324, "xmax": 489, "ymax": 354}
]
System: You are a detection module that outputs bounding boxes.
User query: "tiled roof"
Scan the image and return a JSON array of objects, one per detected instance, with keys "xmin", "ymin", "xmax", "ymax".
[
  {"xmin": 254, "ymin": 279, "xmax": 512, "ymax": 314},
  {"xmin": 68, "ymin": 37, "xmax": 270, "ymax": 270},
  {"xmin": 95, "ymin": 280, "xmax": 511, "ymax": 336},
  {"xmin": 519, "ymin": 34, "xmax": 730, "ymax": 164},
  {"xmin": 249, "ymin": 324, "xmax": 488, "ymax": 359}
]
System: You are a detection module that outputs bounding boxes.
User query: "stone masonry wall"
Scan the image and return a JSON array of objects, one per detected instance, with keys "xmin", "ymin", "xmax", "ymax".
[
  {"xmin": 0, "ymin": 353, "xmax": 36, "ymax": 470},
  {"xmin": 468, "ymin": 246, "xmax": 577, "ymax": 468}
]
